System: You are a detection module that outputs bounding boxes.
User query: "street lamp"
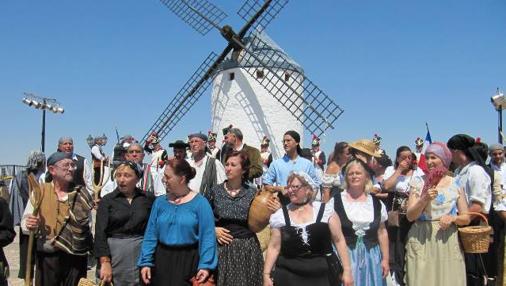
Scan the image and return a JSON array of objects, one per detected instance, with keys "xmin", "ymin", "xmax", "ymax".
[
  {"xmin": 491, "ymin": 88, "xmax": 505, "ymax": 144},
  {"xmin": 21, "ymin": 92, "xmax": 64, "ymax": 152}
]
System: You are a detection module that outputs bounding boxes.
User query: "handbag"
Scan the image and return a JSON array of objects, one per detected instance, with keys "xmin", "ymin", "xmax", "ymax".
[
  {"xmin": 387, "ymin": 210, "xmax": 400, "ymax": 227},
  {"xmin": 325, "ymin": 252, "xmax": 343, "ymax": 285},
  {"xmin": 189, "ymin": 274, "xmax": 216, "ymax": 286}
]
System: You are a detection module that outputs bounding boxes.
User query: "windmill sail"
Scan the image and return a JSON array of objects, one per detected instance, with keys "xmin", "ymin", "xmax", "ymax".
[
  {"xmin": 141, "ymin": 52, "xmax": 219, "ymax": 143},
  {"xmin": 237, "ymin": 0, "xmax": 289, "ymax": 37},
  {"xmin": 159, "ymin": 0, "xmax": 228, "ymax": 35},
  {"xmin": 237, "ymin": 32, "xmax": 343, "ymax": 136}
]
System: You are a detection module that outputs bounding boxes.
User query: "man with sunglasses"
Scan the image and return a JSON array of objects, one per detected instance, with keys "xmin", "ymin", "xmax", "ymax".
[{"xmin": 21, "ymin": 152, "xmax": 94, "ymax": 286}]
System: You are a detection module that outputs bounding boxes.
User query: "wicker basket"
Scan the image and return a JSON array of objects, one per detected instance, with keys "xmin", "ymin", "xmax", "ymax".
[{"xmin": 458, "ymin": 212, "xmax": 492, "ymax": 254}]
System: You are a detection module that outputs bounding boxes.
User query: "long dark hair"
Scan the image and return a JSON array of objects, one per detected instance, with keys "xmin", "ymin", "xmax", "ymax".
[{"xmin": 330, "ymin": 142, "xmax": 348, "ymax": 164}]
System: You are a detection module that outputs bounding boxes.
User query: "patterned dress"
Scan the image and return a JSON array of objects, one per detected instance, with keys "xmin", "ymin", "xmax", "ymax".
[
  {"xmin": 205, "ymin": 183, "xmax": 263, "ymax": 286},
  {"xmin": 404, "ymin": 178, "xmax": 466, "ymax": 286}
]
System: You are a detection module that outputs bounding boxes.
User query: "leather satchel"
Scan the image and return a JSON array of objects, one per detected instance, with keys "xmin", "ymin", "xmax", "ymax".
[{"xmin": 326, "ymin": 252, "xmax": 343, "ymax": 285}]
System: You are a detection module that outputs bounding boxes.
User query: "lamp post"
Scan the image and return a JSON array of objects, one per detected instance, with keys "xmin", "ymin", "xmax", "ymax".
[
  {"xmin": 22, "ymin": 92, "xmax": 64, "ymax": 152},
  {"xmin": 491, "ymin": 88, "xmax": 505, "ymax": 144}
]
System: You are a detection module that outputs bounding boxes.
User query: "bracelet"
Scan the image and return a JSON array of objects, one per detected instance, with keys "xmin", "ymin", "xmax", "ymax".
[{"xmin": 263, "ymin": 272, "xmax": 271, "ymax": 275}]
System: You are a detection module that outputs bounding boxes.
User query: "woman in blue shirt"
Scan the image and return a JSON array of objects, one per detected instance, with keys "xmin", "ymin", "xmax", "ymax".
[{"xmin": 138, "ymin": 159, "xmax": 218, "ymax": 285}]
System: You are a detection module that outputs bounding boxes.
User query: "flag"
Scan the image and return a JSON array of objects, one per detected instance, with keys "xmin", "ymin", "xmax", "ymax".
[{"xmin": 418, "ymin": 129, "xmax": 432, "ymax": 173}]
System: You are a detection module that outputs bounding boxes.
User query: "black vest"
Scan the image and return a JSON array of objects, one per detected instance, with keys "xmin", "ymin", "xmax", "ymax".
[
  {"xmin": 334, "ymin": 193, "xmax": 381, "ymax": 249},
  {"xmin": 279, "ymin": 203, "xmax": 333, "ymax": 258},
  {"xmin": 72, "ymin": 154, "xmax": 86, "ymax": 187}
]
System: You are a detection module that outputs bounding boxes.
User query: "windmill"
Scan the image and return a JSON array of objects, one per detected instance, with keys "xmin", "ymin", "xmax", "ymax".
[{"xmin": 143, "ymin": 0, "xmax": 344, "ymax": 156}]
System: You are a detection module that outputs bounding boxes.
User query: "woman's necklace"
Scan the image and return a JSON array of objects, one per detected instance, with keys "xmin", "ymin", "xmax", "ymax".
[
  {"xmin": 169, "ymin": 189, "xmax": 190, "ymax": 204},
  {"xmin": 224, "ymin": 183, "xmax": 240, "ymax": 197}
]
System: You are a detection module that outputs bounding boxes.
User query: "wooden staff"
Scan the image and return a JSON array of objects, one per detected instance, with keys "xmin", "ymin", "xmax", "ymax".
[
  {"xmin": 92, "ymin": 160, "xmax": 110, "ymax": 201},
  {"xmin": 24, "ymin": 174, "xmax": 43, "ymax": 286}
]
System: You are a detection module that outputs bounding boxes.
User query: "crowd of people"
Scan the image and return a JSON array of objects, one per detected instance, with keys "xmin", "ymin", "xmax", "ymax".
[{"xmin": 0, "ymin": 127, "xmax": 504, "ymax": 286}]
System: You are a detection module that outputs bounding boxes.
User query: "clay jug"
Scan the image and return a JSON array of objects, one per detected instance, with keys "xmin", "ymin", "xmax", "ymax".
[{"xmin": 248, "ymin": 186, "xmax": 283, "ymax": 233}]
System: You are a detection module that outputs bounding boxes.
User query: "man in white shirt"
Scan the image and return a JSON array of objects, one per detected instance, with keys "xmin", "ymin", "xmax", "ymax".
[
  {"xmin": 447, "ymin": 134, "xmax": 493, "ymax": 286},
  {"xmin": 57, "ymin": 137, "xmax": 93, "ymax": 195},
  {"xmin": 187, "ymin": 132, "xmax": 226, "ymax": 196}
]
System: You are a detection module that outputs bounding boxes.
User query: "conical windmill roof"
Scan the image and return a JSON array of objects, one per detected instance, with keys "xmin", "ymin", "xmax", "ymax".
[{"xmin": 218, "ymin": 31, "xmax": 304, "ymax": 74}]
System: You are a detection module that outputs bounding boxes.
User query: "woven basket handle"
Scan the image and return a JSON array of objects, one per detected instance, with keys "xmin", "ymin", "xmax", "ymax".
[{"xmin": 463, "ymin": 211, "xmax": 489, "ymax": 226}]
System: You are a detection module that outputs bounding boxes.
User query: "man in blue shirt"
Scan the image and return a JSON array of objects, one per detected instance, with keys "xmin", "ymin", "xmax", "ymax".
[{"xmin": 263, "ymin": 130, "xmax": 321, "ymax": 203}]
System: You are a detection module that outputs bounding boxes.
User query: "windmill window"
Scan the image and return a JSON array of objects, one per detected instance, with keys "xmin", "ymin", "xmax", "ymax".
[
  {"xmin": 256, "ymin": 70, "xmax": 264, "ymax": 78},
  {"xmin": 229, "ymin": 72, "xmax": 235, "ymax": 81},
  {"xmin": 284, "ymin": 72, "xmax": 291, "ymax": 82}
]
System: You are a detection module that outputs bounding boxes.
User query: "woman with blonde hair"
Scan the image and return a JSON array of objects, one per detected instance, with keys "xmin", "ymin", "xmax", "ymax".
[
  {"xmin": 334, "ymin": 159, "xmax": 389, "ymax": 285},
  {"xmin": 264, "ymin": 171, "xmax": 353, "ymax": 286}
]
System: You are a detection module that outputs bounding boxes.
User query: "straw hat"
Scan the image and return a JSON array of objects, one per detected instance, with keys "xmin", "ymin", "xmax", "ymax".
[{"xmin": 349, "ymin": 139, "xmax": 382, "ymax": 158}]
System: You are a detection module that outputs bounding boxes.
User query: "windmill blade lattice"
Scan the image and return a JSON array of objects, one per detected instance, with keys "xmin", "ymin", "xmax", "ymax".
[
  {"xmin": 239, "ymin": 34, "xmax": 343, "ymax": 136},
  {"xmin": 237, "ymin": 0, "xmax": 289, "ymax": 36},
  {"xmin": 142, "ymin": 52, "xmax": 219, "ymax": 143},
  {"xmin": 160, "ymin": 0, "xmax": 228, "ymax": 35}
]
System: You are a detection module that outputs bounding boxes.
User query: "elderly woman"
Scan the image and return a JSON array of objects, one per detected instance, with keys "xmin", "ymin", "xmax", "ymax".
[
  {"xmin": 322, "ymin": 142, "xmax": 350, "ymax": 202},
  {"xmin": 264, "ymin": 171, "xmax": 353, "ymax": 286},
  {"xmin": 405, "ymin": 142, "xmax": 470, "ymax": 286},
  {"xmin": 204, "ymin": 150, "xmax": 264, "ymax": 286},
  {"xmin": 334, "ymin": 159, "xmax": 389, "ymax": 285},
  {"xmin": 94, "ymin": 161, "xmax": 155, "ymax": 285},
  {"xmin": 138, "ymin": 159, "xmax": 217, "ymax": 286},
  {"xmin": 381, "ymin": 146, "xmax": 424, "ymax": 286}
]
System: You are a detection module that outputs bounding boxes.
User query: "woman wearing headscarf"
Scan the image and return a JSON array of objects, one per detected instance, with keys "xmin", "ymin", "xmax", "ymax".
[
  {"xmin": 264, "ymin": 171, "xmax": 353, "ymax": 286},
  {"xmin": 447, "ymin": 134, "xmax": 494, "ymax": 285},
  {"xmin": 94, "ymin": 161, "xmax": 155, "ymax": 285},
  {"xmin": 404, "ymin": 142, "xmax": 470, "ymax": 286}
]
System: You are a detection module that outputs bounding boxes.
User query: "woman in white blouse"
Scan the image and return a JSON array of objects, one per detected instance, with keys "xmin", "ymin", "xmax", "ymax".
[
  {"xmin": 263, "ymin": 171, "xmax": 353, "ymax": 286},
  {"xmin": 334, "ymin": 159, "xmax": 389, "ymax": 285}
]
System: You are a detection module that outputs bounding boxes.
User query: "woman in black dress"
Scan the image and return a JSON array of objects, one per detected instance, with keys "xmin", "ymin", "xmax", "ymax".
[
  {"xmin": 205, "ymin": 150, "xmax": 265, "ymax": 286},
  {"xmin": 263, "ymin": 171, "xmax": 353, "ymax": 286}
]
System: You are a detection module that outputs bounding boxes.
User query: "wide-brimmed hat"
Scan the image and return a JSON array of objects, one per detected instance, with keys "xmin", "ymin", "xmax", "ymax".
[{"xmin": 349, "ymin": 139, "xmax": 382, "ymax": 158}]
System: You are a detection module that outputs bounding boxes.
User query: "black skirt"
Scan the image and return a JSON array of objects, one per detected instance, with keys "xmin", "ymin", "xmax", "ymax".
[
  {"xmin": 273, "ymin": 255, "xmax": 331, "ymax": 286},
  {"xmin": 152, "ymin": 243, "xmax": 199, "ymax": 286}
]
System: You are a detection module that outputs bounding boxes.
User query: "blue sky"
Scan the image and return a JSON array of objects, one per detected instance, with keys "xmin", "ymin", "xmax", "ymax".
[{"xmin": 1, "ymin": 0, "xmax": 505, "ymax": 165}]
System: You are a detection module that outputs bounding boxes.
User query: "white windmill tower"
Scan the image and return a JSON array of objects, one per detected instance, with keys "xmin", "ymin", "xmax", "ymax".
[
  {"xmin": 142, "ymin": 0, "xmax": 344, "ymax": 155},
  {"xmin": 211, "ymin": 32, "xmax": 304, "ymax": 157}
]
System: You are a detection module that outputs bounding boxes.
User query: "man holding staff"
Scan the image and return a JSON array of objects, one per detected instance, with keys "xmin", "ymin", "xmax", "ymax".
[{"xmin": 21, "ymin": 152, "xmax": 94, "ymax": 285}]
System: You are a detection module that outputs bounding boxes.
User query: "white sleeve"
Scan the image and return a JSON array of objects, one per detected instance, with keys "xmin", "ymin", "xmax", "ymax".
[
  {"xmin": 91, "ymin": 146, "xmax": 105, "ymax": 160},
  {"xmin": 380, "ymin": 201, "xmax": 388, "ymax": 223},
  {"xmin": 468, "ymin": 167, "xmax": 491, "ymax": 206},
  {"xmin": 20, "ymin": 199, "xmax": 35, "ymax": 235},
  {"xmin": 83, "ymin": 159, "xmax": 94, "ymax": 196},
  {"xmin": 322, "ymin": 198, "xmax": 336, "ymax": 223},
  {"xmin": 215, "ymin": 160, "xmax": 227, "ymax": 184},
  {"xmin": 269, "ymin": 208, "xmax": 286, "ymax": 229},
  {"xmin": 383, "ymin": 166, "xmax": 395, "ymax": 180}
]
